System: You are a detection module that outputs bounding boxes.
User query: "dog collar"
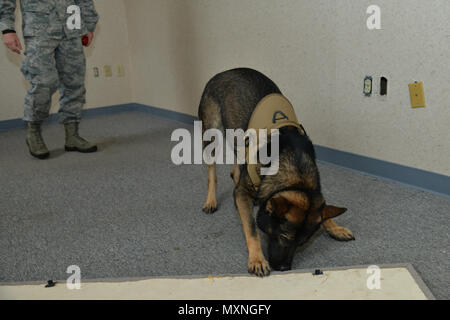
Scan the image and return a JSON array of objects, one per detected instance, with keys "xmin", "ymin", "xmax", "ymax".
[{"xmin": 246, "ymin": 94, "xmax": 305, "ymax": 190}]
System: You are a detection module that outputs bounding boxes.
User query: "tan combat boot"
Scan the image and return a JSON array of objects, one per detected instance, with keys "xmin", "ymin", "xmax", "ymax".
[
  {"xmin": 26, "ymin": 122, "xmax": 50, "ymax": 159},
  {"xmin": 64, "ymin": 122, "xmax": 98, "ymax": 153}
]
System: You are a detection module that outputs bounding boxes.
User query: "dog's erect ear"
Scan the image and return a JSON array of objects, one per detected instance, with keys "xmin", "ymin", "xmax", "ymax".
[
  {"xmin": 280, "ymin": 191, "xmax": 309, "ymax": 210},
  {"xmin": 266, "ymin": 195, "xmax": 290, "ymax": 217},
  {"xmin": 267, "ymin": 191, "xmax": 309, "ymax": 220},
  {"xmin": 321, "ymin": 205, "xmax": 347, "ymax": 221}
]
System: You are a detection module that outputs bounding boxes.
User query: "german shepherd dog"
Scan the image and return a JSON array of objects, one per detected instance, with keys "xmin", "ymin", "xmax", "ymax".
[{"xmin": 198, "ymin": 68, "xmax": 355, "ymax": 276}]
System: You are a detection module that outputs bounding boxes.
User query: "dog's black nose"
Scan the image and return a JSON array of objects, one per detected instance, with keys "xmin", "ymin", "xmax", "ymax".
[
  {"xmin": 272, "ymin": 264, "xmax": 292, "ymax": 272},
  {"xmin": 278, "ymin": 264, "xmax": 292, "ymax": 272}
]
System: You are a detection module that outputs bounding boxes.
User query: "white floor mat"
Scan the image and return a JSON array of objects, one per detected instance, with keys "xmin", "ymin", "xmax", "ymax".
[{"xmin": 0, "ymin": 264, "xmax": 434, "ymax": 300}]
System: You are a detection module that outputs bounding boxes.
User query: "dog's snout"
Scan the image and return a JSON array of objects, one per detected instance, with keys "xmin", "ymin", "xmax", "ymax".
[{"xmin": 268, "ymin": 237, "xmax": 296, "ymax": 273}]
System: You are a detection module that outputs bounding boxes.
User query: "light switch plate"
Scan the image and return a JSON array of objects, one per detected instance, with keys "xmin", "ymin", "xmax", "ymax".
[
  {"xmin": 409, "ymin": 82, "xmax": 426, "ymax": 108},
  {"xmin": 116, "ymin": 65, "xmax": 124, "ymax": 77}
]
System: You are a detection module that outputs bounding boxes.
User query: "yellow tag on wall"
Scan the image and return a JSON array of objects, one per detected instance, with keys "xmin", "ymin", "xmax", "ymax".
[
  {"xmin": 104, "ymin": 65, "xmax": 113, "ymax": 78},
  {"xmin": 409, "ymin": 82, "xmax": 426, "ymax": 108}
]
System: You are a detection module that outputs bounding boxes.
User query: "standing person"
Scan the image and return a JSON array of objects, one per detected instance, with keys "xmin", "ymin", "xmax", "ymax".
[{"xmin": 0, "ymin": 0, "xmax": 99, "ymax": 159}]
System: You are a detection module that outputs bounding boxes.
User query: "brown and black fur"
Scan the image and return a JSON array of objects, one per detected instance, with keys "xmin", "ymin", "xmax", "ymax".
[{"xmin": 198, "ymin": 68, "xmax": 355, "ymax": 276}]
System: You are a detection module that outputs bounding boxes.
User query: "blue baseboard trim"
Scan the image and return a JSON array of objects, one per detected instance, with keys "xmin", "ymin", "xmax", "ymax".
[
  {"xmin": 0, "ymin": 104, "xmax": 142, "ymax": 132},
  {"xmin": 131, "ymin": 103, "xmax": 198, "ymax": 124},
  {"xmin": 1, "ymin": 103, "xmax": 448, "ymax": 197},
  {"xmin": 0, "ymin": 103, "xmax": 197, "ymax": 133},
  {"xmin": 315, "ymin": 146, "xmax": 449, "ymax": 197}
]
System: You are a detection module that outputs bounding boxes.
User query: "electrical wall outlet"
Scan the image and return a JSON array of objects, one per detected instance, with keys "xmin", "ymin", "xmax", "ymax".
[
  {"xmin": 93, "ymin": 67, "xmax": 99, "ymax": 78},
  {"xmin": 364, "ymin": 76, "xmax": 373, "ymax": 96},
  {"xmin": 380, "ymin": 77, "xmax": 388, "ymax": 96},
  {"xmin": 116, "ymin": 65, "xmax": 125, "ymax": 77},
  {"xmin": 409, "ymin": 82, "xmax": 426, "ymax": 108},
  {"xmin": 104, "ymin": 65, "xmax": 113, "ymax": 78}
]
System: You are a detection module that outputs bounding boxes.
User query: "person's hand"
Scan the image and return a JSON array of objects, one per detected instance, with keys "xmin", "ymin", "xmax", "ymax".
[
  {"xmin": 2, "ymin": 33, "xmax": 22, "ymax": 54},
  {"xmin": 83, "ymin": 32, "xmax": 94, "ymax": 47}
]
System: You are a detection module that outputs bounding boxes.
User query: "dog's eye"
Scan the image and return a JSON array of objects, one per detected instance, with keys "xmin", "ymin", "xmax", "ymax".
[
  {"xmin": 277, "ymin": 233, "xmax": 296, "ymax": 246},
  {"xmin": 279, "ymin": 233, "xmax": 295, "ymax": 242}
]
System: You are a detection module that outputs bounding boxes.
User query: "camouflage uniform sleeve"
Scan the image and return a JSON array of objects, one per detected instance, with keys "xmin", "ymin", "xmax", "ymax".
[
  {"xmin": 75, "ymin": 0, "xmax": 99, "ymax": 32},
  {"xmin": 0, "ymin": 0, "xmax": 16, "ymax": 32}
]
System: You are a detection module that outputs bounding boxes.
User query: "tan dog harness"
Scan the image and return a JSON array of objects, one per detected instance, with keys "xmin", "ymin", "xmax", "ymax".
[{"xmin": 246, "ymin": 94, "xmax": 305, "ymax": 190}]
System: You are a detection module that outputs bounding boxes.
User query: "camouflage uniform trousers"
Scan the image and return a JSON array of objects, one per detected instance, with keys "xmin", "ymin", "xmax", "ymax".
[{"xmin": 21, "ymin": 36, "xmax": 86, "ymax": 124}]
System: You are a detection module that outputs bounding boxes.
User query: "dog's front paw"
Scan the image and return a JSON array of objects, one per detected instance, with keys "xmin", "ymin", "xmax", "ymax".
[
  {"xmin": 202, "ymin": 200, "xmax": 218, "ymax": 214},
  {"xmin": 248, "ymin": 257, "xmax": 271, "ymax": 277},
  {"xmin": 329, "ymin": 226, "xmax": 355, "ymax": 241}
]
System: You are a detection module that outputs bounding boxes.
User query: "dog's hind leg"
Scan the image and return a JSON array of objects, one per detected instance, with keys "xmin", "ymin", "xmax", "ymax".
[
  {"xmin": 199, "ymin": 95, "xmax": 222, "ymax": 214},
  {"xmin": 322, "ymin": 219, "xmax": 355, "ymax": 241},
  {"xmin": 202, "ymin": 164, "xmax": 218, "ymax": 214},
  {"xmin": 234, "ymin": 188, "xmax": 271, "ymax": 277}
]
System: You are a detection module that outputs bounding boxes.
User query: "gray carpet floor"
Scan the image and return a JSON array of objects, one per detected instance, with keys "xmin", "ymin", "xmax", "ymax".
[{"xmin": 0, "ymin": 111, "xmax": 449, "ymax": 299}]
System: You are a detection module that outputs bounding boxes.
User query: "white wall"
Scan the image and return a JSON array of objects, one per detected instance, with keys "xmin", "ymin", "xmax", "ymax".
[
  {"xmin": 0, "ymin": 0, "xmax": 132, "ymax": 121},
  {"xmin": 125, "ymin": 0, "xmax": 450, "ymax": 176},
  {"xmin": 125, "ymin": 0, "xmax": 336, "ymax": 119},
  {"xmin": 333, "ymin": 0, "xmax": 450, "ymax": 175}
]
